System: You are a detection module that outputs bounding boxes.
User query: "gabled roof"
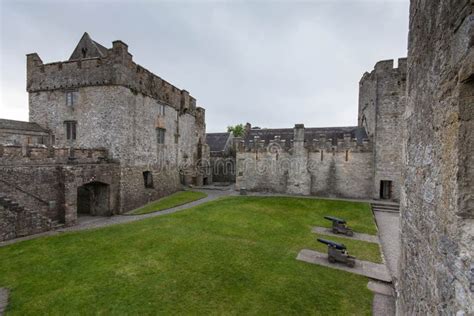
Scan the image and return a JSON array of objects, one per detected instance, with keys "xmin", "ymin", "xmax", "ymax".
[
  {"xmin": 206, "ymin": 132, "xmax": 232, "ymax": 152},
  {"xmin": 69, "ymin": 32, "xmax": 108, "ymax": 60},
  {"xmin": 243, "ymin": 126, "xmax": 368, "ymax": 148},
  {"xmin": 0, "ymin": 119, "xmax": 49, "ymax": 133}
]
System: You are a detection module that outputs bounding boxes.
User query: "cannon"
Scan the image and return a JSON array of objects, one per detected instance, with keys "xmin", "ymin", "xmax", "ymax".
[
  {"xmin": 317, "ymin": 238, "xmax": 356, "ymax": 267},
  {"xmin": 324, "ymin": 216, "xmax": 354, "ymax": 236}
]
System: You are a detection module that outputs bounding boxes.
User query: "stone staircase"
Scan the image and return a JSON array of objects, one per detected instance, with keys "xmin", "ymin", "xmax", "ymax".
[
  {"xmin": 0, "ymin": 194, "xmax": 52, "ymax": 241},
  {"xmin": 371, "ymin": 202, "xmax": 400, "ymax": 214}
]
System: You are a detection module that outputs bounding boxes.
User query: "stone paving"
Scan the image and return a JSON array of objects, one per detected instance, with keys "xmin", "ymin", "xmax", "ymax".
[
  {"xmin": 373, "ymin": 211, "xmax": 400, "ymax": 280},
  {"xmin": 0, "ymin": 288, "xmax": 8, "ymax": 316},
  {"xmin": 296, "ymin": 249, "xmax": 392, "ymax": 282},
  {"xmin": 0, "ymin": 189, "xmax": 237, "ymax": 247},
  {"xmin": 311, "ymin": 226, "xmax": 380, "ymax": 243}
]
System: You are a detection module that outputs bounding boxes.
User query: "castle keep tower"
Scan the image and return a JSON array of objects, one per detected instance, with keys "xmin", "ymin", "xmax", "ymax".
[{"xmin": 26, "ymin": 33, "xmax": 209, "ymax": 212}]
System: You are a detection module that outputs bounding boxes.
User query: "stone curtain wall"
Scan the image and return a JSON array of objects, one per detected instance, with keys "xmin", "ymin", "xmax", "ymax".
[
  {"xmin": 400, "ymin": 0, "xmax": 474, "ymax": 314},
  {"xmin": 358, "ymin": 59, "xmax": 407, "ymax": 201},
  {"xmin": 236, "ymin": 126, "xmax": 374, "ymax": 199}
]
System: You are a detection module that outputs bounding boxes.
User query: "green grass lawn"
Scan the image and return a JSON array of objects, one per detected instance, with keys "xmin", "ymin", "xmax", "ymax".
[
  {"xmin": 0, "ymin": 196, "xmax": 380, "ymax": 315},
  {"xmin": 128, "ymin": 190, "xmax": 207, "ymax": 215}
]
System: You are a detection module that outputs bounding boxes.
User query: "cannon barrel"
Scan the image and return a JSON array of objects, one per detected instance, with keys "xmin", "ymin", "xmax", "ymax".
[
  {"xmin": 317, "ymin": 238, "xmax": 346, "ymax": 250},
  {"xmin": 324, "ymin": 216, "xmax": 346, "ymax": 224}
]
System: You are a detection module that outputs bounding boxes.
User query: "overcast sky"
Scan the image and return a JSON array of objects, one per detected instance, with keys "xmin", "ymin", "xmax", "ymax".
[{"xmin": 0, "ymin": 0, "xmax": 409, "ymax": 132}]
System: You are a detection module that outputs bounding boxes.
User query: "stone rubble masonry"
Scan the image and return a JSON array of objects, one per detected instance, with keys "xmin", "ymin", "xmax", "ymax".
[
  {"xmin": 235, "ymin": 124, "xmax": 374, "ymax": 199},
  {"xmin": 399, "ymin": 0, "xmax": 474, "ymax": 314}
]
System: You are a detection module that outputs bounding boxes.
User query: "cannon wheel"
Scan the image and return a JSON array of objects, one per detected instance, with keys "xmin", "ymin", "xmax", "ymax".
[
  {"xmin": 347, "ymin": 260, "xmax": 355, "ymax": 268},
  {"xmin": 328, "ymin": 256, "xmax": 336, "ymax": 264},
  {"xmin": 332, "ymin": 228, "xmax": 339, "ymax": 234},
  {"xmin": 346, "ymin": 230, "xmax": 354, "ymax": 237}
]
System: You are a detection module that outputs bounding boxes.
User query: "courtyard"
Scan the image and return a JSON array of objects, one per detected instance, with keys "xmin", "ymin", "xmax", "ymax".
[{"xmin": 0, "ymin": 196, "xmax": 381, "ymax": 315}]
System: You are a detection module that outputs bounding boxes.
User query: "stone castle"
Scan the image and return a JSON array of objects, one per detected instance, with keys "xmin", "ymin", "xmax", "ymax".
[
  {"xmin": 1, "ymin": 0, "xmax": 473, "ymax": 313},
  {"xmin": 0, "ymin": 33, "xmax": 210, "ymax": 240}
]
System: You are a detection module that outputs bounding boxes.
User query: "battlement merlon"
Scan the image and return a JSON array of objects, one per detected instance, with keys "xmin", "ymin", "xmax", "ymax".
[
  {"xmin": 26, "ymin": 37, "xmax": 201, "ymax": 115},
  {"xmin": 359, "ymin": 58, "xmax": 408, "ymax": 85}
]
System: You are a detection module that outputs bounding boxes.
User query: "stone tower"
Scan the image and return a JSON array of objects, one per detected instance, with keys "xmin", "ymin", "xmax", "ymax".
[{"xmin": 358, "ymin": 58, "xmax": 407, "ymax": 202}]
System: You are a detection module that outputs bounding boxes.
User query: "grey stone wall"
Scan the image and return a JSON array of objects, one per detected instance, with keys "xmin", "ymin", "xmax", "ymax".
[
  {"xmin": 0, "ymin": 144, "xmax": 121, "ymax": 238},
  {"xmin": 399, "ymin": 0, "xmax": 474, "ymax": 314},
  {"xmin": 236, "ymin": 125, "xmax": 374, "ymax": 199},
  {"xmin": 358, "ymin": 59, "xmax": 407, "ymax": 201}
]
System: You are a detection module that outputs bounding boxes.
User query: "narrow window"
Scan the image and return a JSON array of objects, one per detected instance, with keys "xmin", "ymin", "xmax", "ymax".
[
  {"xmin": 156, "ymin": 128, "xmax": 166, "ymax": 144},
  {"xmin": 345, "ymin": 150, "xmax": 349, "ymax": 161},
  {"xmin": 64, "ymin": 121, "xmax": 77, "ymax": 140},
  {"xmin": 143, "ymin": 171, "xmax": 154, "ymax": 188},
  {"xmin": 66, "ymin": 91, "xmax": 75, "ymax": 106},
  {"xmin": 160, "ymin": 104, "xmax": 165, "ymax": 116},
  {"xmin": 320, "ymin": 150, "xmax": 323, "ymax": 161}
]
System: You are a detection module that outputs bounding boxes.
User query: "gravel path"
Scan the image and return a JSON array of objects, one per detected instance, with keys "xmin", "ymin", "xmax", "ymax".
[
  {"xmin": 373, "ymin": 211, "xmax": 400, "ymax": 280},
  {"xmin": 0, "ymin": 188, "xmax": 236, "ymax": 247}
]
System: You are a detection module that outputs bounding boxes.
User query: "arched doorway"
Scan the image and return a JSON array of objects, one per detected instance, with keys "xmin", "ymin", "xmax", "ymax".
[{"xmin": 77, "ymin": 182, "xmax": 110, "ymax": 216}]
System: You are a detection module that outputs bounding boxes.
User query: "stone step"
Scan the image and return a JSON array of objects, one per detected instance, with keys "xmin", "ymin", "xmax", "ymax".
[
  {"xmin": 372, "ymin": 208, "xmax": 400, "ymax": 214},
  {"xmin": 371, "ymin": 203, "xmax": 400, "ymax": 213},
  {"xmin": 373, "ymin": 206, "xmax": 399, "ymax": 211},
  {"xmin": 372, "ymin": 204, "xmax": 399, "ymax": 208}
]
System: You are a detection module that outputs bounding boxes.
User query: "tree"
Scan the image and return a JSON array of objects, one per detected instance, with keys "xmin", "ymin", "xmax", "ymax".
[{"xmin": 227, "ymin": 124, "xmax": 245, "ymax": 137}]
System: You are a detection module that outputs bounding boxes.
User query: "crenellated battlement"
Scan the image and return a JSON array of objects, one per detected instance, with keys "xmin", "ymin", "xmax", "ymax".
[
  {"xmin": 0, "ymin": 144, "xmax": 114, "ymax": 165},
  {"xmin": 27, "ymin": 37, "xmax": 198, "ymax": 114},
  {"xmin": 236, "ymin": 125, "xmax": 372, "ymax": 154}
]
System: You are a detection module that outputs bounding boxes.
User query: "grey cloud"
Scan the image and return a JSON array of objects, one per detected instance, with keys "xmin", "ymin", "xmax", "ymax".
[{"xmin": 0, "ymin": 0, "xmax": 409, "ymax": 132}]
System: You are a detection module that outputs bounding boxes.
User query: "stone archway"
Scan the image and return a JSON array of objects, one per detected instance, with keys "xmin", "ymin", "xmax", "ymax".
[{"xmin": 77, "ymin": 181, "xmax": 110, "ymax": 216}]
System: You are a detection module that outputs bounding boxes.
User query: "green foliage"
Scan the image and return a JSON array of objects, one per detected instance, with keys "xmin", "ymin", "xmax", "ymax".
[
  {"xmin": 128, "ymin": 191, "xmax": 207, "ymax": 215},
  {"xmin": 0, "ymin": 196, "xmax": 379, "ymax": 315},
  {"xmin": 227, "ymin": 124, "xmax": 246, "ymax": 137}
]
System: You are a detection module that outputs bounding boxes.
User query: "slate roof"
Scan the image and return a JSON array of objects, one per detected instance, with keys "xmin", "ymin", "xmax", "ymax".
[
  {"xmin": 243, "ymin": 126, "xmax": 368, "ymax": 148},
  {"xmin": 0, "ymin": 119, "xmax": 49, "ymax": 133},
  {"xmin": 93, "ymin": 40, "xmax": 108, "ymax": 56},
  {"xmin": 206, "ymin": 132, "xmax": 231, "ymax": 152},
  {"xmin": 69, "ymin": 32, "xmax": 108, "ymax": 60}
]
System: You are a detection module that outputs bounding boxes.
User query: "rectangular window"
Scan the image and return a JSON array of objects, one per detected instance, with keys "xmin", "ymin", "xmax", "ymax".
[
  {"xmin": 65, "ymin": 121, "xmax": 77, "ymax": 140},
  {"xmin": 66, "ymin": 91, "xmax": 76, "ymax": 106},
  {"xmin": 159, "ymin": 104, "xmax": 166, "ymax": 116},
  {"xmin": 156, "ymin": 128, "xmax": 165, "ymax": 144}
]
